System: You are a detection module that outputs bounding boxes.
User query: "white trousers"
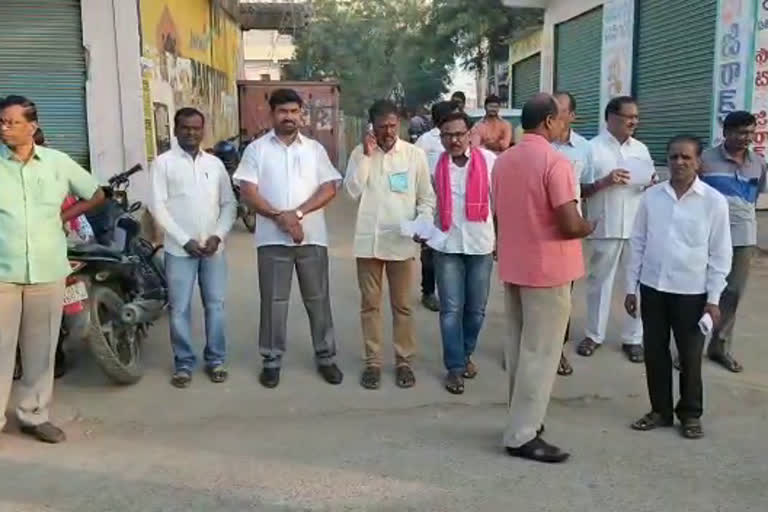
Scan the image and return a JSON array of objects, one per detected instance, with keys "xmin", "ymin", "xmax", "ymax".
[{"xmin": 584, "ymin": 239, "xmax": 642, "ymax": 346}]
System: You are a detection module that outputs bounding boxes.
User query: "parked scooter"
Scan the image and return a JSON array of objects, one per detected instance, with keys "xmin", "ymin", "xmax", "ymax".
[
  {"xmin": 213, "ymin": 139, "xmax": 257, "ymax": 233},
  {"xmin": 62, "ymin": 164, "xmax": 168, "ymax": 385}
]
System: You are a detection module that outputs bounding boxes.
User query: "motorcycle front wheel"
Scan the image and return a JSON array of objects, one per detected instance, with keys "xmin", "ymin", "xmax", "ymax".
[{"xmin": 87, "ymin": 285, "xmax": 144, "ymax": 385}]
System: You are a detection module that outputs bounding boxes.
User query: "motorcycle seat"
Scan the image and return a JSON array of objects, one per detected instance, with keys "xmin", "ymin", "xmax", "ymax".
[{"xmin": 68, "ymin": 243, "xmax": 124, "ymax": 261}]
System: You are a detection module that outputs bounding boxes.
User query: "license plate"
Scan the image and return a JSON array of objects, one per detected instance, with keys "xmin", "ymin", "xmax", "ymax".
[{"xmin": 63, "ymin": 281, "xmax": 88, "ymax": 306}]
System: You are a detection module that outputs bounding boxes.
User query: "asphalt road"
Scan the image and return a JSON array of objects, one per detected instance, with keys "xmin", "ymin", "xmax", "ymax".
[{"xmin": 1, "ymin": 198, "xmax": 767, "ymax": 511}]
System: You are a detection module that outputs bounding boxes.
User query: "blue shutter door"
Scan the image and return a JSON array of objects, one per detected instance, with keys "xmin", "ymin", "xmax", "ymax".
[
  {"xmin": 512, "ymin": 53, "xmax": 541, "ymax": 109},
  {"xmin": 554, "ymin": 7, "xmax": 603, "ymax": 139},
  {"xmin": 634, "ymin": 0, "xmax": 717, "ymax": 163},
  {"xmin": 0, "ymin": 0, "xmax": 89, "ymax": 166}
]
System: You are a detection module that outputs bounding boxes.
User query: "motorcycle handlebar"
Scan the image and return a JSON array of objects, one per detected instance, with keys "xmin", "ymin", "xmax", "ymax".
[{"xmin": 108, "ymin": 164, "xmax": 143, "ymax": 186}]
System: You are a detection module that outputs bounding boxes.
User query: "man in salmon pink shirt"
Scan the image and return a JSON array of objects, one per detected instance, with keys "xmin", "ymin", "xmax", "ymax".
[{"xmin": 493, "ymin": 94, "xmax": 594, "ymax": 464}]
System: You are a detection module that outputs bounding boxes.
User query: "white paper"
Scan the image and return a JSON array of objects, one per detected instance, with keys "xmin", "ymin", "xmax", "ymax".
[
  {"xmin": 620, "ymin": 157, "xmax": 656, "ymax": 185},
  {"xmin": 400, "ymin": 218, "xmax": 448, "ymax": 249},
  {"xmin": 698, "ymin": 313, "xmax": 713, "ymax": 336}
]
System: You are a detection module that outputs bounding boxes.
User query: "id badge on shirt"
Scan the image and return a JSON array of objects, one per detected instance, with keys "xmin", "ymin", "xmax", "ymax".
[{"xmin": 388, "ymin": 171, "xmax": 409, "ymax": 193}]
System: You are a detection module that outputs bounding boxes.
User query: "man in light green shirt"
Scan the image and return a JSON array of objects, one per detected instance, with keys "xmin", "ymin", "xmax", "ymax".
[{"xmin": 0, "ymin": 95, "xmax": 104, "ymax": 444}]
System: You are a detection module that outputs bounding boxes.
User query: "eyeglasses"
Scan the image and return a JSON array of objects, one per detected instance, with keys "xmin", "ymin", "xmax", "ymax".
[
  {"xmin": 612, "ymin": 112, "xmax": 640, "ymax": 121},
  {"xmin": 0, "ymin": 119, "xmax": 26, "ymax": 128},
  {"xmin": 440, "ymin": 131, "xmax": 469, "ymax": 141}
]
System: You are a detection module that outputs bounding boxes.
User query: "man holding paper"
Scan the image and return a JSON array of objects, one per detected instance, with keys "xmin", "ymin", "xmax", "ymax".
[
  {"xmin": 578, "ymin": 96, "xmax": 656, "ymax": 364},
  {"xmin": 345, "ymin": 100, "xmax": 436, "ymax": 390},
  {"xmin": 625, "ymin": 135, "xmax": 731, "ymax": 440},
  {"xmin": 430, "ymin": 111, "xmax": 496, "ymax": 395}
]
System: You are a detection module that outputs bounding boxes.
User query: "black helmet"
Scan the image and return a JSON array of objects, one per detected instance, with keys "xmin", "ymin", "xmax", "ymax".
[{"xmin": 213, "ymin": 140, "xmax": 239, "ymax": 172}]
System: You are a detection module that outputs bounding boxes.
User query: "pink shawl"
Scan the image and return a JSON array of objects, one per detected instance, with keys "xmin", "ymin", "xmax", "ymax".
[{"xmin": 434, "ymin": 148, "xmax": 490, "ymax": 232}]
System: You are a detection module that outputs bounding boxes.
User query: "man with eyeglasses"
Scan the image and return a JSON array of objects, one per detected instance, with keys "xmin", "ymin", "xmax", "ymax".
[
  {"xmin": 578, "ymin": 96, "xmax": 656, "ymax": 364},
  {"xmin": 430, "ymin": 111, "xmax": 496, "ymax": 395},
  {"xmin": 0, "ymin": 95, "xmax": 104, "ymax": 444}
]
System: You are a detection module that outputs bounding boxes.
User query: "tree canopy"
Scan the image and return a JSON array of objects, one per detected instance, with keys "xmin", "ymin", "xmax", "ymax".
[{"xmin": 285, "ymin": 0, "xmax": 543, "ymax": 114}]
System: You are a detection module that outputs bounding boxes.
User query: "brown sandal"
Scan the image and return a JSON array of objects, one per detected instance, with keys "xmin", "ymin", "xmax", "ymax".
[
  {"xmin": 396, "ymin": 365, "xmax": 416, "ymax": 389},
  {"xmin": 462, "ymin": 360, "xmax": 478, "ymax": 379},
  {"xmin": 557, "ymin": 354, "xmax": 573, "ymax": 376}
]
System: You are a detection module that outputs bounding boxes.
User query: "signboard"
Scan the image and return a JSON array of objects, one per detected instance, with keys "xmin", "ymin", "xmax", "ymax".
[
  {"xmin": 751, "ymin": 1, "xmax": 768, "ymax": 157},
  {"xmin": 599, "ymin": 0, "xmax": 635, "ymax": 131},
  {"xmin": 711, "ymin": 0, "xmax": 756, "ymax": 146}
]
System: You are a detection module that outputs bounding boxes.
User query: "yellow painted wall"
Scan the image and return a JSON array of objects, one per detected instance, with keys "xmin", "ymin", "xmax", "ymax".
[{"xmin": 140, "ymin": 0, "xmax": 240, "ymax": 157}]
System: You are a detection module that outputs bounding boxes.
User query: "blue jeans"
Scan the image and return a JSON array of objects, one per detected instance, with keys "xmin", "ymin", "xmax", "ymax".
[
  {"xmin": 166, "ymin": 252, "xmax": 228, "ymax": 373},
  {"xmin": 434, "ymin": 252, "xmax": 493, "ymax": 373}
]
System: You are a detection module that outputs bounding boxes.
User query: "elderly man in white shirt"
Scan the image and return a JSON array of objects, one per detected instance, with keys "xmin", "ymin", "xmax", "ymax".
[
  {"xmin": 151, "ymin": 108, "xmax": 237, "ymax": 388},
  {"xmin": 235, "ymin": 89, "xmax": 343, "ymax": 389},
  {"xmin": 551, "ymin": 91, "xmax": 591, "ymax": 377},
  {"xmin": 415, "ymin": 100, "xmax": 460, "ymax": 312},
  {"xmin": 625, "ymin": 135, "xmax": 731, "ymax": 440},
  {"xmin": 345, "ymin": 99, "xmax": 436, "ymax": 390},
  {"xmin": 578, "ymin": 96, "xmax": 656, "ymax": 364}
]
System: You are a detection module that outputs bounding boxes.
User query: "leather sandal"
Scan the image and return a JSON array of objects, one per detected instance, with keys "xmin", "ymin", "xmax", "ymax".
[
  {"xmin": 577, "ymin": 338, "xmax": 600, "ymax": 357},
  {"xmin": 680, "ymin": 418, "xmax": 704, "ymax": 439},
  {"xmin": 631, "ymin": 411, "xmax": 673, "ymax": 431}
]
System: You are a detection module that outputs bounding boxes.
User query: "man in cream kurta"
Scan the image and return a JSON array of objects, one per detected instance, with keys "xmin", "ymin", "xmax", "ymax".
[{"xmin": 345, "ymin": 100, "xmax": 435, "ymax": 390}]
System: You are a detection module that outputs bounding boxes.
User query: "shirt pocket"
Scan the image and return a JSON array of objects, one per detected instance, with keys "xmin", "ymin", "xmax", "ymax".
[
  {"xmin": 35, "ymin": 174, "xmax": 66, "ymax": 207},
  {"xmin": 678, "ymin": 217, "xmax": 708, "ymax": 248},
  {"xmin": 166, "ymin": 167, "xmax": 194, "ymax": 198},
  {"xmin": 387, "ymin": 170, "xmax": 410, "ymax": 194}
]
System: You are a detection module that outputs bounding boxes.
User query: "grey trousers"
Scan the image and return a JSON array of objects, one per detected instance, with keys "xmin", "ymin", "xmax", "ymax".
[
  {"xmin": 0, "ymin": 280, "xmax": 65, "ymax": 430},
  {"xmin": 710, "ymin": 246, "xmax": 755, "ymax": 357},
  {"xmin": 257, "ymin": 245, "xmax": 337, "ymax": 369},
  {"xmin": 503, "ymin": 283, "xmax": 571, "ymax": 448}
]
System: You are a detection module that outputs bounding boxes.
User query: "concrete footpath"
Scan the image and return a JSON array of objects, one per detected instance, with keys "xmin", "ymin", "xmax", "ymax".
[{"xmin": 1, "ymin": 198, "xmax": 767, "ymax": 512}]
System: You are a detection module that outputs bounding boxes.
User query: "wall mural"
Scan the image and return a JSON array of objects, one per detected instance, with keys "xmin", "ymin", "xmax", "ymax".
[{"xmin": 140, "ymin": 0, "xmax": 240, "ymax": 157}]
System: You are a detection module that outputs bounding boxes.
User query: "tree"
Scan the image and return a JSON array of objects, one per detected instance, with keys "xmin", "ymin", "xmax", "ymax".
[
  {"xmin": 286, "ymin": 0, "xmax": 454, "ymax": 115},
  {"xmin": 431, "ymin": 0, "xmax": 543, "ymax": 73}
]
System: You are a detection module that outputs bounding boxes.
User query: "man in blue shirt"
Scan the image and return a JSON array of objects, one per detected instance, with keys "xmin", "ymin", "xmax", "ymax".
[{"xmin": 700, "ymin": 111, "xmax": 767, "ymax": 373}]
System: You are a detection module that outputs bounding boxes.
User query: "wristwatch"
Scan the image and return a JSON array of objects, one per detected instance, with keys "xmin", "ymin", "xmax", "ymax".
[{"xmin": 295, "ymin": 209, "xmax": 304, "ymax": 220}]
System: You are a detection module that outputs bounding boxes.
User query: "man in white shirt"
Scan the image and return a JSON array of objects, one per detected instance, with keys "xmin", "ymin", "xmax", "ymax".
[
  {"xmin": 235, "ymin": 89, "xmax": 343, "ymax": 389},
  {"xmin": 625, "ymin": 135, "xmax": 731, "ymax": 439},
  {"xmin": 578, "ymin": 96, "xmax": 656, "ymax": 364},
  {"xmin": 345, "ymin": 99, "xmax": 436, "ymax": 390},
  {"xmin": 415, "ymin": 100, "xmax": 460, "ymax": 312},
  {"xmin": 151, "ymin": 108, "xmax": 237, "ymax": 388},
  {"xmin": 552, "ymin": 91, "xmax": 591, "ymax": 377},
  {"xmin": 430, "ymin": 111, "xmax": 496, "ymax": 395}
]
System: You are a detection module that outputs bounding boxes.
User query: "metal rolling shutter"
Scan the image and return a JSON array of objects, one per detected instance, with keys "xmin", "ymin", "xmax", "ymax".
[
  {"xmin": 634, "ymin": 0, "xmax": 717, "ymax": 163},
  {"xmin": 0, "ymin": 0, "xmax": 89, "ymax": 166},
  {"xmin": 512, "ymin": 53, "xmax": 541, "ymax": 109},
  {"xmin": 554, "ymin": 7, "xmax": 603, "ymax": 139}
]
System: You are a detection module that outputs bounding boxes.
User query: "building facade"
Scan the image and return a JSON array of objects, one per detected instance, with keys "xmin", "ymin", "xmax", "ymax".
[
  {"xmin": 0, "ymin": 0, "xmax": 243, "ymax": 202},
  {"xmin": 503, "ymin": 0, "xmax": 767, "ymax": 164}
]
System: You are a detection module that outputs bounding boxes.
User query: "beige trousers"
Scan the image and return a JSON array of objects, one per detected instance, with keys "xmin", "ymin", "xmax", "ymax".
[
  {"xmin": 0, "ymin": 280, "xmax": 65, "ymax": 430},
  {"xmin": 356, "ymin": 258, "xmax": 415, "ymax": 368},
  {"xmin": 503, "ymin": 283, "xmax": 571, "ymax": 448}
]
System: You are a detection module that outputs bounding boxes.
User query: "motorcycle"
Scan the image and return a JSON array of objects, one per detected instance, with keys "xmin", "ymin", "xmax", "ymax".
[
  {"xmin": 213, "ymin": 139, "xmax": 257, "ymax": 233},
  {"xmin": 63, "ymin": 164, "xmax": 168, "ymax": 385}
]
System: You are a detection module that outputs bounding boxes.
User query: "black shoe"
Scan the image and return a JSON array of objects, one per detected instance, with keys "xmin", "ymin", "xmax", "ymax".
[
  {"xmin": 421, "ymin": 294, "xmax": 440, "ymax": 312},
  {"xmin": 260, "ymin": 367, "xmax": 281, "ymax": 389},
  {"xmin": 20, "ymin": 422, "xmax": 66, "ymax": 444},
  {"xmin": 506, "ymin": 437, "xmax": 569, "ymax": 464},
  {"xmin": 318, "ymin": 363, "xmax": 344, "ymax": 385}
]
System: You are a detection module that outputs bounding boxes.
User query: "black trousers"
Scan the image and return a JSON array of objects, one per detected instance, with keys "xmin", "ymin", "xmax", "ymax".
[
  {"xmin": 420, "ymin": 245, "xmax": 436, "ymax": 296},
  {"xmin": 640, "ymin": 285, "xmax": 706, "ymax": 421}
]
